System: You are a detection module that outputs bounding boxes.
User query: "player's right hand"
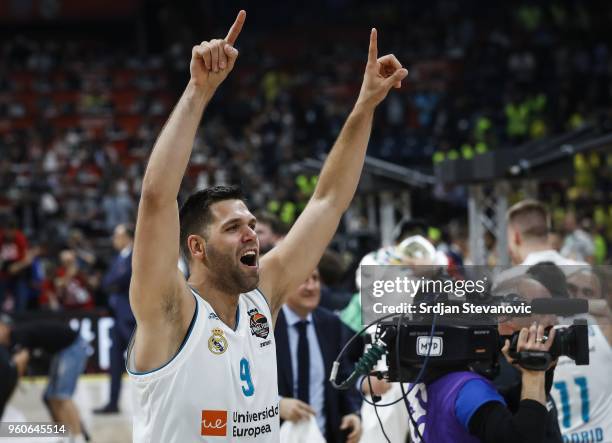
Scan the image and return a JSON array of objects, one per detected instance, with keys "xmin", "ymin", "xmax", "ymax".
[
  {"xmin": 190, "ymin": 10, "xmax": 246, "ymax": 92},
  {"xmin": 279, "ymin": 398, "xmax": 316, "ymax": 422}
]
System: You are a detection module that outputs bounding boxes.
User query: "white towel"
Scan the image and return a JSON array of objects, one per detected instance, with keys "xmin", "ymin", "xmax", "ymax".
[{"xmin": 279, "ymin": 415, "xmax": 326, "ymax": 443}]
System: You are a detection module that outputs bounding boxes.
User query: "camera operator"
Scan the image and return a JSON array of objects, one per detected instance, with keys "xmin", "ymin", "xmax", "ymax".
[
  {"xmin": 406, "ymin": 313, "xmax": 556, "ymax": 443},
  {"xmin": 490, "ymin": 273, "xmax": 564, "ymax": 443},
  {"xmin": 551, "ymin": 268, "xmax": 612, "ymax": 442}
]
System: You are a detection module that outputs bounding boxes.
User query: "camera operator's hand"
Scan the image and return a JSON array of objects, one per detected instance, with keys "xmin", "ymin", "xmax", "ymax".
[{"xmin": 502, "ymin": 322, "xmax": 556, "ymax": 406}]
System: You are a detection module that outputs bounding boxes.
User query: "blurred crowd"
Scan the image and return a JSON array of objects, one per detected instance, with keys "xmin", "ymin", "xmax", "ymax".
[{"xmin": 1, "ymin": 0, "xmax": 612, "ymax": 314}]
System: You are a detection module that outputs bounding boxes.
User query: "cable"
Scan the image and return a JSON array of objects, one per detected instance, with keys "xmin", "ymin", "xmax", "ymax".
[
  {"xmin": 398, "ymin": 313, "xmax": 423, "ymax": 443},
  {"xmin": 330, "ymin": 312, "xmax": 399, "ymax": 390},
  {"xmin": 329, "ymin": 303, "xmax": 436, "ymax": 442},
  {"xmin": 359, "ymin": 376, "xmax": 410, "ymax": 407},
  {"xmin": 398, "ymin": 310, "xmax": 439, "ymax": 443},
  {"xmin": 333, "ymin": 341, "xmax": 386, "ymax": 390},
  {"xmin": 354, "ymin": 311, "xmax": 437, "ymax": 442},
  {"xmin": 366, "ymin": 375, "xmax": 391, "ymax": 443},
  {"xmin": 332, "ymin": 312, "xmax": 398, "ymax": 370}
]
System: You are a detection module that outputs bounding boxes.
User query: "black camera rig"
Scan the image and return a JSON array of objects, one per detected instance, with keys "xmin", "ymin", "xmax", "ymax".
[
  {"xmin": 330, "ymin": 294, "xmax": 590, "ymax": 389},
  {"xmin": 379, "ymin": 316, "xmax": 589, "ymax": 382}
]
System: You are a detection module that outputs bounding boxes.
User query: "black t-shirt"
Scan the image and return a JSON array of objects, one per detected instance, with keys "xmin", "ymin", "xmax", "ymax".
[
  {"xmin": 469, "ymin": 399, "xmax": 549, "ymax": 443},
  {"xmin": 493, "ymin": 356, "xmax": 563, "ymax": 443},
  {"xmin": 10, "ymin": 321, "xmax": 78, "ymax": 354}
]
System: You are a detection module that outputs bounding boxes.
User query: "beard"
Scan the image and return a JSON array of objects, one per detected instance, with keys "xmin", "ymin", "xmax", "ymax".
[{"xmin": 205, "ymin": 242, "xmax": 259, "ymax": 294}]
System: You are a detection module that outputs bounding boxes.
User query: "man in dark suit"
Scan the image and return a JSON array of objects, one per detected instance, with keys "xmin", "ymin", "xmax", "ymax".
[
  {"xmin": 275, "ymin": 266, "xmax": 362, "ymax": 443},
  {"xmin": 94, "ymin": 223, "xmax": 134, "ymax": 414}
]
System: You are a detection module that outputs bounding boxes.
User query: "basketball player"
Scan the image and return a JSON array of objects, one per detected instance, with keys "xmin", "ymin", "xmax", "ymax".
[
  {"xmin": 126, "ymin": 10, "xmax": 408, "ymax": 442},
  {"xmin": 551, "ymin": 268, "xmax": 612, "ymax": 443}
]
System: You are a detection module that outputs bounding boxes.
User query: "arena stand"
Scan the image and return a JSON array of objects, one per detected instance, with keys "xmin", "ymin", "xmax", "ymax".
[{"xmin": 0, "ymin": 4, "xmax": 610, "ymax": 443}]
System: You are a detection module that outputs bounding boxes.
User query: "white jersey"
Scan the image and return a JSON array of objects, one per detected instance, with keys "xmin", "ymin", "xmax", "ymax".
[
  {"xmin": 127, "ymin": 288, "xmax": 280, "ymax": 443},
  {"xmin": 551, "ymin": 323, "xmax": 612, "ymax": 443}
]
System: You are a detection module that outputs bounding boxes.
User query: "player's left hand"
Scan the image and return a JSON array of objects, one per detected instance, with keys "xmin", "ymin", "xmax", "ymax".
[
  {"xmin": 340, "ymin": 413, "xmax": 362, "ymax": 443},
  {"xmin": 356, "ymin": 28, "xmax": 408, "ymax": 110}
]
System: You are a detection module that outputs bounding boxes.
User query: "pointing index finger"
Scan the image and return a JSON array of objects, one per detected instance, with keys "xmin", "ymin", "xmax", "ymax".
[
  {"xmin": 225, "ymin": 10, "xmax": 246, "ymax": 46},
  {"xmin": 368, "ymin": 28, "xmax": 378, "ymax": 64}
]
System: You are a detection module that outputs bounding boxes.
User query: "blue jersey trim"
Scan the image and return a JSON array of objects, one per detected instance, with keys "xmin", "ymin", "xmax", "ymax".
[
  {"xmin": 455, "ymin": 378, "xmax": 506, "ymax": 431},
  {"xmin": 255, "ymin": 287, "xmax": 272, "ymax": 314},
  {"xmin": 127, "ymin": 290, "xmax": 199, "ymax": 376}
]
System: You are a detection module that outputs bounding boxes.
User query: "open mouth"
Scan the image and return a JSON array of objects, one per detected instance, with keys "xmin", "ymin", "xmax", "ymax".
[{"xmin": 240, "ymin": 250, "xmax": 258, "ymax": 267}]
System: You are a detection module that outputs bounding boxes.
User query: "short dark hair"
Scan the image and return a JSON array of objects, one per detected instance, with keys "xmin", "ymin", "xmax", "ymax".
[
  {"xmin": 318, "ymin": 249, "xmax": 346, "ymax": 286},
  {"xmin": 507, "ymin": 199, "xmax": 550, "ymax": 240},
  {"xmin": 254, "ymin": 211, "xmax": 285, "ymax": 236},
  {"xmin": 179, "ymin": 185, "xmax": 245, "ymax": 261},
  {"xmin": 526, "ymin": 262, "xmax": 569, "ymax": 298}
]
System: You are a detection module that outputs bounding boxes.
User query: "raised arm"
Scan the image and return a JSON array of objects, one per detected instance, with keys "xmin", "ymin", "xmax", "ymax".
[
  {"xmin": 130, "ymin": 11, "xmax": 246, "ymax": 329},
  {"xmin": 259, "ymin": 29, "xmax": 408, "ymax": 320}
]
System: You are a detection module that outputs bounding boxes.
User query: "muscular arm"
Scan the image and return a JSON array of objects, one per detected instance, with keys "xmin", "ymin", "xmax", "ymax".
[
  {"xmin": 259, "ymin": 105, "xmax": 372, "ymax": 318},
  {"xmin": 129, "ymin": 11, "xmax": 245, "ymax": 369},
  {"xmin": 130, "ymin": 81, "xmax": 211, "ymax": 323},
  {"xmin": 259, "ymin": 29, "xmax": 408, "ymax": 320}
]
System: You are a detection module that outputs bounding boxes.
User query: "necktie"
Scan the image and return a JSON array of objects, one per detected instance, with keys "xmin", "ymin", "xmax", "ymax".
[{"xmin": 296, "ymin": 320, "xmax": 310, "ymax": 404}]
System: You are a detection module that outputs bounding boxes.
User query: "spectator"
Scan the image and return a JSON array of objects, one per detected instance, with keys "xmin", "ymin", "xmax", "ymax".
[
  {"xmin": 101, "ymin": 180, "xmax": 135, "ymax": 233},
  {"xmin": 317, "ymin": 249, "xmax": 353, "ymax": 311},
  {"xmin": 254, "ymin": 211, "xmax": 284, "ymax": 255},
  {"xmin": 66, "ymin": 229, "xmax": 96, "ymax": 270},
  {"xmin": 50, "ymin": 250, "xmax": 94, "ymax": 310},
  {"xmin": 505, "ymin": 200, "xmax": 585, "ymax": 269},
  {"xmin": 561, "ymin": 212, "xmax": 596, "ymax": 264},
  {"xmin": 275, "ymin": 267, "xmax": 362, "ymax": 443},
  {"xmin": 0, "ymin": 217, "xmax": 37, "ymax": 312},
  {"xmin": 548, "ymin": 231, "xmax": 563, "ymax": 252},
  {"xmin": 94, "ymin": 224, "xmax": 134, "ymax": 414}
]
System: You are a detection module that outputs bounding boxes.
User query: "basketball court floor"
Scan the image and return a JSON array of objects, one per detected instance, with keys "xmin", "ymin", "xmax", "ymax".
[{"xmin": 2, "ymin": 375, "xmax": 133, "ymax": 443}]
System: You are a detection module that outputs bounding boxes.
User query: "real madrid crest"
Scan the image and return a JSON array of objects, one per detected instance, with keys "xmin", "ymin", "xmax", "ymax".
[{"xmin": 208, "ymin": 328, "xmax": 228, "ymax": 355}]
